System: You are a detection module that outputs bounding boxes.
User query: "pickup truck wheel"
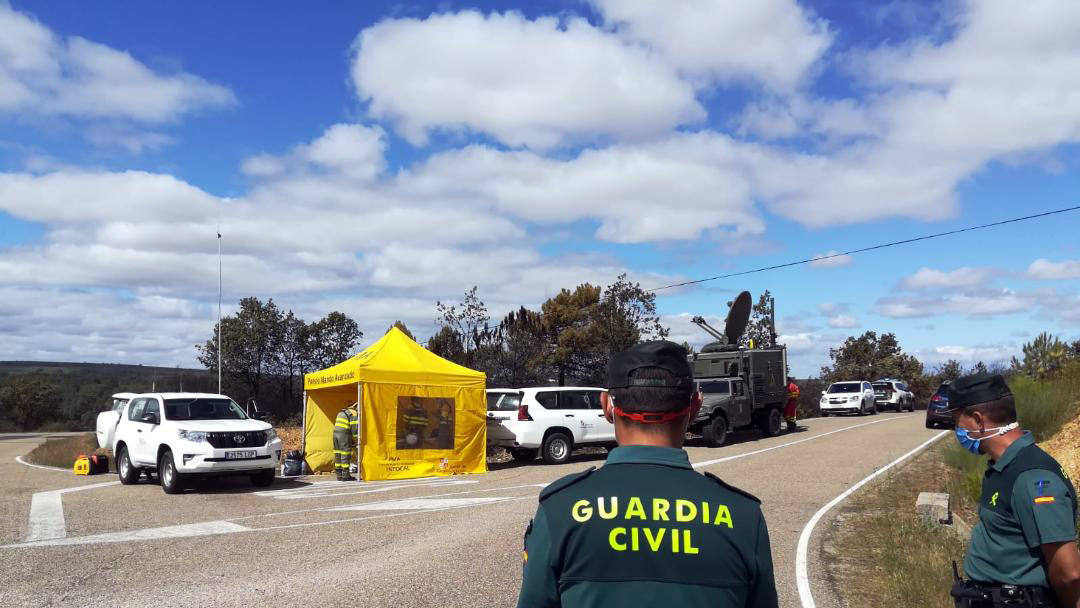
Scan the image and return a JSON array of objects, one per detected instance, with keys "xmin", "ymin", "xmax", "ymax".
[
  {"xmin": 759, "ymin": 408, "xmax": 782, "ymax": 437},
  {"xmin": 702, "ymin": 415, "xmax": 729, "ymax": 448},
  {"xmin": 117, "ymin": 446, "xmax": 140, "ymax": 485},
  {"xmin": 541, "ymin": 432, "xmax": 572, "ymax": 465},
  {"xmin": 159, "ymin": 450, "xmax": 186, "ymax": 494},
  {"xmin": 250, "ymin": 468, "xmax": 275, "ymax": 487},
  {"xmin": 510, "ymin": 448, "xmax": 538, "ymax": 463}
]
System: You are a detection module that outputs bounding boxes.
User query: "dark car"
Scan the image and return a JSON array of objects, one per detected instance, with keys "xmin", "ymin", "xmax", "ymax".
[{"xmin": 925, "ymin": 382, "xmax": 954, "ymax": 429}]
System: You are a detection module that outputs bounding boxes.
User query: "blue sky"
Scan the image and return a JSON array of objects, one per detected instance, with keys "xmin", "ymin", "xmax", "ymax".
[{"xmin": 1, "ymin": 0, "xmax": 1079, "ymax": 376}]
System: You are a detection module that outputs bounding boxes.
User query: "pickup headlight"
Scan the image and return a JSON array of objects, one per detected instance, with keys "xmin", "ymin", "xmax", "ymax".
[
  {"xmin": 266, "ymin": 428, "xmax": 278, "ymax": 441},
  {"xmin": 177, "ymin": 429, "xmax": 209, "ymax": 443},
  {"xmin": 820, "ymin": 395, "xmax": 827, "ymax": 402},
  {"xmin": 848, "ymin": 395, "xmax": 859, "ymax": 402}
]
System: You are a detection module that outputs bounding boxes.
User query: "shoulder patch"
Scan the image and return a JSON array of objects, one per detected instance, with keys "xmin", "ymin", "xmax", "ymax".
[
  {"xmin": 539, "ymin": 467, "xmax": 595, "ymax": 502},
  {"xmin": 705, "ymin": 472, "xmax": 761, "ymax": 504}
]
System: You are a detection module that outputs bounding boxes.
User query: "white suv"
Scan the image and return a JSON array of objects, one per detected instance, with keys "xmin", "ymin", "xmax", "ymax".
[
  {"xmin": 872, "ymin": 379, "xmax": 915, "ymax": 412},
  {"xmin": 819, "ymin": 381, "xmax": 878, "ymax": 416},
  {"xmin": 112, "ymin": 393, "xmax": 283, "ymax": 494},
  {"xmin": 486, "ymin": 387, "xmax": 612, "ymax": 465}
]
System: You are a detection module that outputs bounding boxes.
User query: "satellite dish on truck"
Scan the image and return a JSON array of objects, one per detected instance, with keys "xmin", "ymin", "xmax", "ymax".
[{"xmin": 694, "ymin": 290, "xmax": 752, "ymax": 352}]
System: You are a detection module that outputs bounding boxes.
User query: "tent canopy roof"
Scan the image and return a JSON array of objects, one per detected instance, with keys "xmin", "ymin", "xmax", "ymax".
[{"xmin": 304, "ymin": 327, "xmax": 485, "ymax": 390}]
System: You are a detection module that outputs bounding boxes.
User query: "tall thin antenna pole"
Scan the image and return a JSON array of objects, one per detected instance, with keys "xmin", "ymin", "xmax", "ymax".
[{"xmin": 217, "ymin": 227, "xmax": 222, "ymax": 395}]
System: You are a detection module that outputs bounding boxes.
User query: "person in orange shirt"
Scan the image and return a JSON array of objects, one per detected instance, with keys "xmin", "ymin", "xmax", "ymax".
[{"xmin": 784, "ymin": 377, "xmax": 800, "ymax": 432}]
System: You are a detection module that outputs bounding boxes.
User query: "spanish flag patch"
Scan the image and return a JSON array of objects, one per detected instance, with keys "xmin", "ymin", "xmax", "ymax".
[{"xmin": 1034, "ymin": 496, "xmax": 1056, "ymax": 505}]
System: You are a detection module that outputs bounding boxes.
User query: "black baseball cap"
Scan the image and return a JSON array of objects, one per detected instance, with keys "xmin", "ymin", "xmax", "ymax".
[
  {"xmin": 940, "ymin": 372, "xmax": 1012, "ymax": 413},
  {"xmin": 607, "ymin": 340, "xmax": 693, "ymax": 389}
]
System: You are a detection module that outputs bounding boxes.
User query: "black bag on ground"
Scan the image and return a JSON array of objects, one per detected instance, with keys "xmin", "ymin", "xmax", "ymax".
[
  {"xmin": 281, "ymin": 450, "xmax": 303, "ymax": 477},
  {"xmin": 89, "ymin": 453, "xmax": 109, "ymax": 475}
]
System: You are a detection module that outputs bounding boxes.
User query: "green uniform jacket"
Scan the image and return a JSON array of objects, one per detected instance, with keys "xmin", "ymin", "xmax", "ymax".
[
  {"xmin": 964, "ymin": 431, "xmax": 1078, "ymax": 588},
  {"xmin": 517, "ymin": 445, "xmax": 778, "ymax": 608}
]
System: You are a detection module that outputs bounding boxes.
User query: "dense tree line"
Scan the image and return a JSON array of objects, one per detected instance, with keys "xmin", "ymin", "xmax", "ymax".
[
  {"xmin": 427, "ymin": 275, "xmax": 668, "ymax": 387},
  {"xmin": 196, "ymin": 298, "xmax": 363, "ymax": 421}
]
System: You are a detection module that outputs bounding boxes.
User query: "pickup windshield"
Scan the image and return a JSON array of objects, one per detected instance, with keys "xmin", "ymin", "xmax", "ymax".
[
  {"xmin": 700, "ymin": 381, "xmax": 730, "ymax": 395},
  {"xmin": 827, "ymin": 382, "xmax": 862, "ymax": 394},
  {"xmin": 164, "ymin": 398, "xmax": 247, "ymax": 421}
]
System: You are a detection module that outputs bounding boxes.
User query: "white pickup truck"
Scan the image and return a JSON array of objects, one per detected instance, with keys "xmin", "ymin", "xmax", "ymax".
[
  {"xmin": 112, "ymin": 392, "xmax": 282, "ymax": 494},
  {"xmin": 96, "ymin": 392, "xmax": 137, "ymax": 449}
]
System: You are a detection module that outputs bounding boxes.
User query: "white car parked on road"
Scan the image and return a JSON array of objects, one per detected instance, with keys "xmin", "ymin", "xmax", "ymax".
[
  {"xmin": 112, "ymin": 393, "xmax": 282, "ymax": 494},
  {"xmin": 872, "ymin": 379, "xmax": 916, "ymax": 412},
  {"xmin": 819, "ymin": 381, "xmax": 878, "ymax": 416},
  {"xmin": 95, "ymin": 392, "xmax": 137, "ymax": 449},
  {"xmin": 486, "ymin": 387, "xmax": 612, "ymax": 465}
]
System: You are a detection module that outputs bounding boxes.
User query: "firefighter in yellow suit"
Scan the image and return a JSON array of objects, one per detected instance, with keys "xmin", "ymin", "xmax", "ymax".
[{"xmin": 334, "ymin": 402, "xmax": 359, "ymax": 481}]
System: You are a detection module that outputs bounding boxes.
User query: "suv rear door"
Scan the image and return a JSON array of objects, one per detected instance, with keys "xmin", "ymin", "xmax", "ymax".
[{"xmin": 486, "ymin": 391, "xmax": 521, "ymax": 442}]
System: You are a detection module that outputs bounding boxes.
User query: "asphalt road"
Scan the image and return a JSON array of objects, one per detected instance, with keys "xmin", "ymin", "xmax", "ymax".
[{"xmin": 1, "ymin": 412, "xmax": 940, "ymax": 608}]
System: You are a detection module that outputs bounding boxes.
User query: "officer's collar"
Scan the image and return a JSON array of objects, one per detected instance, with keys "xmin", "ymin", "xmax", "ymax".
[
  {"xmin": 990, "ymin": 430, "xmax": 1034, "ymax": 472},
  {"xmin": 605, "ymin": 445, "xmax": 693, "ymax": 470}
]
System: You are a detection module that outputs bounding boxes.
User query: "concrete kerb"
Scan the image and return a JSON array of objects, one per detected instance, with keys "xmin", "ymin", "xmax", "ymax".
[{"xmin": 15, "ymin": 455, "xmax": 70, "ymax": 473}]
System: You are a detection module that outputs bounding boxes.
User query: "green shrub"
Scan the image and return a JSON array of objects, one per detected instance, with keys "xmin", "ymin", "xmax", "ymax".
[{"xmin": 1011, "ymin": 367, "xmax": 1080, "ymax": 441}]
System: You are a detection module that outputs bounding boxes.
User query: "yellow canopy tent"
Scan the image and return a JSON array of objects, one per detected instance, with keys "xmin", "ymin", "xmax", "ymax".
[{"xmin": 302, "ymin": 327, "xmax": 487, "ymax": 481}]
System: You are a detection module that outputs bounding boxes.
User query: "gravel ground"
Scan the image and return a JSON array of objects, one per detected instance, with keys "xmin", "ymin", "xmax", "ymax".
[{"xmin": 0, "ymin": 413, "xmax": 938, "ymax": 608}]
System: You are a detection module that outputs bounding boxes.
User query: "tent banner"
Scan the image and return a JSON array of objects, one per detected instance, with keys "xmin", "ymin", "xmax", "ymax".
[{"xmin": 361, "ymin": 382, "xmax": 487, "ymax": 481}]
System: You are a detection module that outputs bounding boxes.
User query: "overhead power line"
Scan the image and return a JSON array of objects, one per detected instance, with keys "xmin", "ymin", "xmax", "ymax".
[{"xmin": 648, "ymin": 205, "xmax": 1080, "ymax": 292}]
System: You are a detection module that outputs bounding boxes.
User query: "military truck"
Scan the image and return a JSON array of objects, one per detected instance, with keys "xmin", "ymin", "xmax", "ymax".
[{"xmin": 687, "ymin": 291, "xmax": 789, "ymax": 447}]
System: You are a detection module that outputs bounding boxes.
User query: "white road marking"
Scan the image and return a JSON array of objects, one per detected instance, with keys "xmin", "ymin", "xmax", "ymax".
[
  {"xmin": 26, "ymin": 493, "xmax": 64, "ymax": 542},
  {"xmin": 795, "ymin": 430, "xmax": 949, "ymax": 608},
  {"xmin": 328, "ymin": 497, "xmax": 513, "ymax": 511},
  {"xmin": 254, "ymin": 478, "xmax": 476, "ymax": 500},
  {"xmin": 24, "ymin": 481, "xmax": 120, "ymax": 543},
  {"xmin": 692, "ymin": 416, "xmax": 901, "ymax": 469},
  {"xmin": 15, "ymin": 455, "xmax": 69, "ymax": 473},
  {"xmin": 11, "ymin": 521, "xmax": 250, "ymax": 548}
]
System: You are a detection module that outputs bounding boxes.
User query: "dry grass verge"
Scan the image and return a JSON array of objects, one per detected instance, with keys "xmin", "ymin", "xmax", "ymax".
[
  {"xmin": 822, "ymin": 443, "xmax": 969, "ymax": 608},
  {"xmin": 24, "ymin": 432, "xmax": 110, "ymax": 471}
]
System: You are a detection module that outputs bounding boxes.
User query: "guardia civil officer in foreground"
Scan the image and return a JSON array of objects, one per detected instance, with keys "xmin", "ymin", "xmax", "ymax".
[
  {"xmin": 944, "ymin": 373, "xmax": 1080, "ymax": 608},
  {"xmin": 516, "ymin": 340, "xmax": 778, "ymax": 608}
]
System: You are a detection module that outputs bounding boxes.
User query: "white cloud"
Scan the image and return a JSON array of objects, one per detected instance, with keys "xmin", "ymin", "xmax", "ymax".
[
  {"xmin": 399, "ymin": 132, "xmax": 763, "ymax": 243},
  {"xmin": 1027, "ymin": 258, "xmax": 1080, "ymax": 280},
  {"xmin": 83, "ymin": 125, "xmax": 174, "ymax": 154},
  {"xmin": 827, "ymin": 314, "xmax": 859, "ymax": 328},
  {"xmin": 874, "ymin": 288, "xmax": 1036, "ymax": 319},
  {"xmin": 350, "ymin": 10, "xmax": 703, "ymax": 149},
  {"xmin": 809, "ymin": 251, "xmax": 853, "ymax": 268},
  {"xmin": 0, "ymin": 4, "xmax": 235, "ymax": 123},
  {"xmin": 242, "ymin": 123, "xmax": 386, "ymax": 181},
  {"xmin": 899, "ymin": 266, "xmax": 995, "ymax": 290},
  {"xmin": 748, "ymin": 1, "xmax": 1080, "ymax": 228},
  {"xmin": 591, "ymin": 0, "xmax": 832, "ymax": 91},
  {"xmin": 920, "ymin": 344, "xmax": 1019, "ymax": 367},
  {"xmin": 818, "ymin": 302, "xmax": 849, "ymax": 316}
]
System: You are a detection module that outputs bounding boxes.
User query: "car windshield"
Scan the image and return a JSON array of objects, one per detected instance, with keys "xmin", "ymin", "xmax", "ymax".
[
  {"xmin": 487, "ymin": 392, "xmax": 522, "ymax": 411},
  {"xmin": 827, "ymin": 382, "xmax": 862, "ymax": 393},
  {"xmin": 164, "ymin": 398, "xmax": 247, "ymax": 421},
  {"xmin": 701, "ymin": 381, "xmax": 730, "ymax": 395}
]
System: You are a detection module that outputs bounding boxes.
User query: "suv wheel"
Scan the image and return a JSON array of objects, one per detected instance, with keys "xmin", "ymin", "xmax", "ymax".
[
  {"xmin": 250, "ymin": 468, "xmax": 275, "ymax": 487},
  {"xmin": 541, "ymin": 432, "xmax": 572, "ymax": 465},
  {"xmin": 159, "ymin": 450, "xmax": 186, "ymax": 494},
  {"xmin": 117, "ymin": 446, "xmax": 140, "ymax": 485},
  {"xmin": 702, "ymin": 415, "xmax": 729, "ymax": 447},
  {"xmin": 870, "ymin": 401, "xmax": 877, "ymax": 415},
  {"xmin": 760, "ymin": 408, "xmax": 782, "ymax": 437},
  {"xmin": 510, "ymin": 448, "xmax": 538, "ymax": 463}
]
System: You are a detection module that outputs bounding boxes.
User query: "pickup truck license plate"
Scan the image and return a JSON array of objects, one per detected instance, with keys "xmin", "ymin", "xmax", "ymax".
[{"xmin": 226, "ymin": 450, "xmax": 256, "ymax": 459}]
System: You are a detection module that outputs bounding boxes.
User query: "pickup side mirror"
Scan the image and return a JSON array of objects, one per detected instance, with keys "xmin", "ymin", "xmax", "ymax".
[
  {"xmin": 252, "ymin": 411, "xmax": 270, "ymax": 421},
  {"xmin": 141, "ymin": 413, "xmax": 159, "ymax": 425}
]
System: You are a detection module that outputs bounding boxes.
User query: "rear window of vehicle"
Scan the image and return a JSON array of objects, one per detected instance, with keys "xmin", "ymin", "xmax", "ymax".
[
  {"xmin": 164, "ymin": 398, "xmax": 247, "ymax": 421},
  {"xmin": 701, "ymin": 381, "xmax": 730, "ymax": 395},
  {"xmin": 111, "ymin": 398, "xmax": 129, "ymax": 412},
  {"xmin": 534, "ymin": 392, "xmax": 558, "ymax": 409},
  {"xmin": 487, "ymin": 392, "xmax": 522, "ymax": 411},
  {"xmin": 827, "ymin": 382, "xmax": 862, "ymax": 393},
  {"xmin": 872, "ymin": 382, "xmax": 892, "ymax": 391}
]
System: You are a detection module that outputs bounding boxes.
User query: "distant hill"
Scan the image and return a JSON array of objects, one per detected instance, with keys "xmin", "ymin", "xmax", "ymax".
[
  {"xmin": 1, "ymin": 361, "xmax": 208, "ymax": 377},
  {"xmin": 0, "ymin": 361, "xmax": 216, "ymax": 432}
]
